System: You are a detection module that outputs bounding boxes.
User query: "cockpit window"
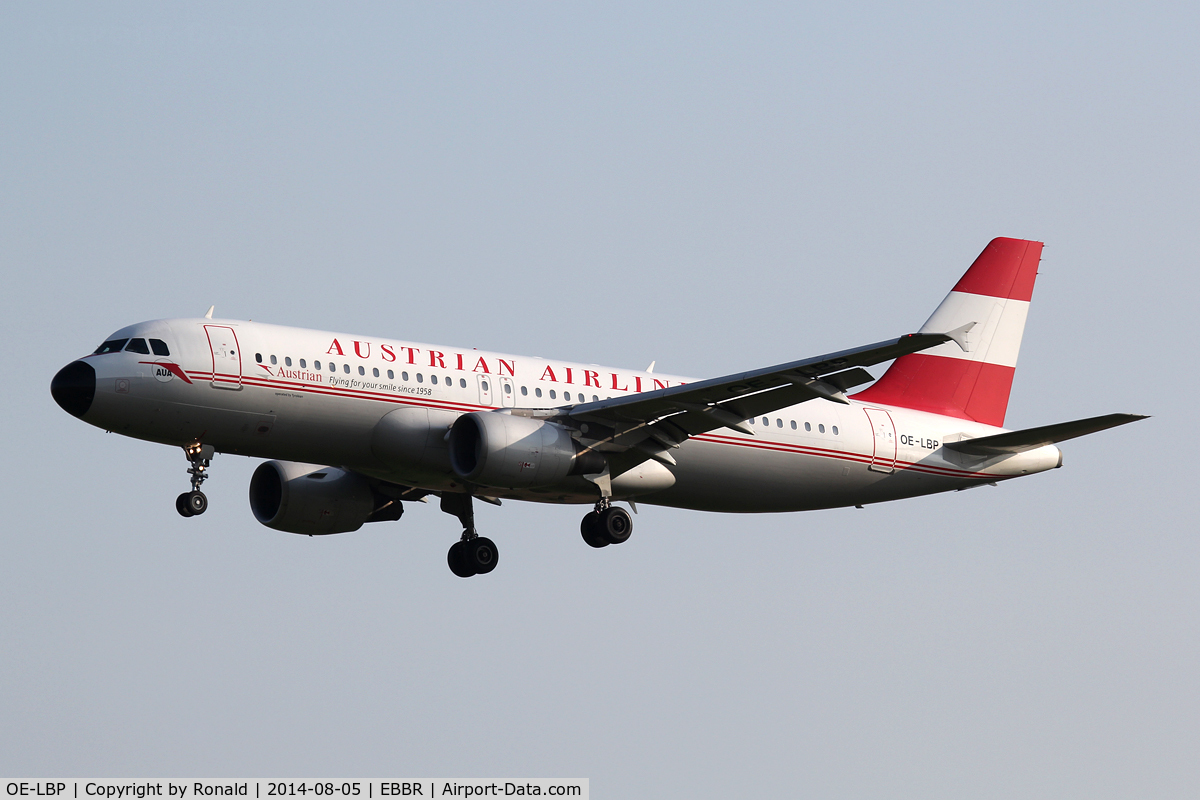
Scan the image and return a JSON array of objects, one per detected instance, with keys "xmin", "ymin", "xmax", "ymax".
[
  {"xmin": 93, "ymin": 339, "xmax": 129, "ymax": 354},
  {"xmin": 149, "ymin": 339, "xmax": 170, "ymax": 356},
  {"xmin": 124, "ymin": 338, "xmax": 150, "ymax": 354}
]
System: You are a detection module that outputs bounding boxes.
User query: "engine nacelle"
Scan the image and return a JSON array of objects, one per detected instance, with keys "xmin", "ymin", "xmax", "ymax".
[
  {"xmin": 448, "ymin": 412, "xmax": 603, "ymax": 489},
  {"xmin": 249, "ymin": 460, "xmax": 378, "ymax": 535},
  {"xmin": 370, "ymin": 406, "xmax": 459, "ymax": 480}
]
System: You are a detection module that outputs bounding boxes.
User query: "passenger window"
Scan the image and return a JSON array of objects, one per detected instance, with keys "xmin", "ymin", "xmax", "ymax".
[
  {"xmin": 777, "ymin": 419, "xmax": 782, "ymax": 427},
  {"xmin": 268, "ymin": 355, "xmax": 276, "ymax": 365},
  {"xmin": 255, "ymin": 353, "xmax": 263, "ymax": 363},
  {"xmin": 504, "ymin": 384, "xmax": 512, "ymax": 394},
  {"xmin": 373, "ymin": 368, "xmax": 379, "ymax": 377},
  {"xmin": 593, "ymin": 395, "xmax": 599, "ymax": 402},
  {"xmin": 446, "ymin": 376, "xmax": 452, "ymax": 385},
  {"xmin": 329, "ymin": 362, "xmax": 337, "ymax": 372},
  {"xmin": 149, "ymin": 339, "xmax": 170, "ymax": 356},
  {"xmin": 832, "ymin": 426, "xmax": 839, "ymax": 435},
  {"xmin": 431, "ymin": 375, "xmax": 439, "ymax": 385},
  {"xmin": 459, "ymin": 378, "xmax": 466, "ymax": 388},
  {"xmin": 285, "ymin": 357, "xmax": 292, "ymax": 367},
  {"xmin": 314, "ymin": 361, "xmax": 322, "ymax": 370},
  {"xmin": 521, "ymin": 386, "xmax": 528, "ymax": 396},
  {"xmin": 358, "ymin": 366, "xmax": 365, "ymax": 376},
  {"xmin": 417, "ymin": 373, "xmax": 423, "ymax": 383},
  {"xmin": 549, "ymin": 390, "xmax": 556, "ymax": 399},
  {"xmin": 300, "ymin": 359, "xmax": 307, "ymax": 369},
  {"xmin": 387, "ymin": 370, "xmax": 394, "ymax": 379},
  {"xmin": 402, "ymin": 372, "xmax": 409, "ymax": 381},
  {"xmin": 535, "ymin": 388, "xmax": 543, "ymax": 398},
  {"xmin": 791, "ymin": 420, "xmax": 797, "ymax": 430},
  {"xmin": 124, "ymin": 338, "xmax": 150, "ymax": 354},
  {"xmin": 481, "ymin": 380, "xmax": 489, "ymax": 392},
  {"xmin": 343, "ymin": 364, "xmax": 350, "ymax": 374},
  {"xmin": 762, "ymin": 417, "xmax": 769, "ymax": 425},
  {"xmin": 93, "ymin": 339, "xmax": 129, "ymax": 354},
  {"xmin": 819, "ymin": 424, "xmax": 825, "ymax": 433},
  {"xmin": 805, "ymin": 422, "xmax": 811, "ymax": 432}
]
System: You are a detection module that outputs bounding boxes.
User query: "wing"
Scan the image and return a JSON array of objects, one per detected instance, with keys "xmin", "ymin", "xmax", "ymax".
[{"xmin": 529, "ymin": 328, "xmax": 967, "ymax": 475}]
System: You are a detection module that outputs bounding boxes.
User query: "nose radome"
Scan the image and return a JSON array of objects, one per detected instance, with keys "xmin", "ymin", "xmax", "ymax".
[{"xmin": 51, "ymin": 361, "xmax": 96, "ymax": 418}]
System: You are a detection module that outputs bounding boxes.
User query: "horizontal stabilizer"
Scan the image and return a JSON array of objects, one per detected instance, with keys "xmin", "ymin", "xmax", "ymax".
[{"xmin": 944, "ymin": 413, "xmax": 1148, "ymax": 456}]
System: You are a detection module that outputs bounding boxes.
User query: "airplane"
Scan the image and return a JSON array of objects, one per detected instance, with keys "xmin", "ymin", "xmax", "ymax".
[{"xmin": 51, "ymin": 237, "xmax": 1145, "ymax": 577}]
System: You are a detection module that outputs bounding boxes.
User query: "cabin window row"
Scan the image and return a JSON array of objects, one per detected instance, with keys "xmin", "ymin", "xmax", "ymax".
[
  {"xmin": 250, "ymin": 354, "xmax": 833, "ymax": 430},
  {"xmin": 757, "ymin": 417, "xmax": 839, "ymax": 435},
  {"xmin": 517, "ymin": 386, "xmax": 601, "ymax": 402},
  {"xmin": 255, "ymin": 352, "xmax": 484, "ymax": 386}
]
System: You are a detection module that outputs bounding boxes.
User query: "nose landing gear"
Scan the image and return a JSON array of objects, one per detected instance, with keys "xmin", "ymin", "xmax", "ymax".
[{"xmin": 176, "ymin": 442, "xmax": 215, "ymax": 518}]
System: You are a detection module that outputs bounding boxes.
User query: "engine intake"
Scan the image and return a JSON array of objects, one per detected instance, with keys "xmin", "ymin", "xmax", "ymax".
[
  {"xmin": 448, "ymin": 412, "xmax": 604, "ymax": 489},
  {"xmin": 249, "ymin": 460, "xmax": 395, "ymax": 535}
]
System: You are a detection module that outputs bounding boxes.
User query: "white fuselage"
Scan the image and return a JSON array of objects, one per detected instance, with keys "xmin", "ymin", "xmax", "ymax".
[{"xmin": 72, "ymin": 317, "xmax": 1062, "ymax": 513}]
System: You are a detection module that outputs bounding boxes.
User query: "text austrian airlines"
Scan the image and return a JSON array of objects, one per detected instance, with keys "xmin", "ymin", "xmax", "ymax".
[{"xmin": 51, "ymin": 238, "xmax": 1145, "ymax": 577}]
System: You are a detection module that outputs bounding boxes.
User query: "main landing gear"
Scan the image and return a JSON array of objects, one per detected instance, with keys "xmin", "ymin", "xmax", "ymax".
[
  {"xmin": 176, "ymin": 442, "xmax": 215, "ymax": 518},
  {"xmin": 441, "ymin": 493, "xmax": 498, "ymax": 578},
  {"xmin": 580, "ymin": 499, "xmax": 633, "ymax": 548},
  {"xmin": 435, "ymin": 493, "xmax": 633, "ymax": 576}
]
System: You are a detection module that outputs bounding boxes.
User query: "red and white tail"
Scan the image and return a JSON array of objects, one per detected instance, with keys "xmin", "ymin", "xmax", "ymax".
[{"xmin": 852, "ymin": 237, "xmax": 1043, "ymax": 427}]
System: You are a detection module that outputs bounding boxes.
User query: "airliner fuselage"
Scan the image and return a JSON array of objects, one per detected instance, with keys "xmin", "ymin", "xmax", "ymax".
[{"xmin": 51, "ymin": 238, "xmax": 1143, "ymax": 576}]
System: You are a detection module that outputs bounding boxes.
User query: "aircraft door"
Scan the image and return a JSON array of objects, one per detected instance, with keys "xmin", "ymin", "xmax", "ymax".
[
  {"xmin": 498, "ymin": 375, "xmax": 516, "ymax": 408},
  {"xmin": 477, "ymin": 374, "xmax": 493, "ymax": 406},
  {"xmin": 205, "ymin": 325, "xmax": 243, "ymax": 390},
  {"xmin": 864, "ymin": 407, "xmax": 897, "ymax": 473}
]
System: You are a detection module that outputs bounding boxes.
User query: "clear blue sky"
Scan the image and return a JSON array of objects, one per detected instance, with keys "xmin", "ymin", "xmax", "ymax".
[{"xmin": 3, "ymin": 3, "xmax": 1196, "ymax": 797}]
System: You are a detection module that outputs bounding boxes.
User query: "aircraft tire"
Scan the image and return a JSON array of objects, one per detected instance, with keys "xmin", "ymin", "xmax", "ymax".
[
  {"xmin": 464, "ymin": 537, "xmax": 499, "ymax": 575},
  {"xmin": 580, "ymin": 512, "xmax": 608, "ymax": 548},
  {"xmin": 600, "ymin": 506, "xmax": 632, "ymax": 545},
  {"xmin": 447, "ymin": 541, "xmax": 477, "ymax": 578},
  {"xmin": 176, "ymin": 493, "xmax": 195, "ymax": 518},
  {"xmin": 186, "ymin": 491, "xmax": 208, "ymax": 516}
]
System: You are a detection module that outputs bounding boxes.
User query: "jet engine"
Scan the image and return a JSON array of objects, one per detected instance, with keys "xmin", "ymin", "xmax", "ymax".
[
  {"xmin": 448, "ymin": 412, "xmax": 604, "ymax": 489},
  {"xmin": 370, "ymin": 406, "xmax": 459, "ymax": 481},
  {"xmin": 248, "ymin": 460, "xmax": 401, "ymax": 535}
]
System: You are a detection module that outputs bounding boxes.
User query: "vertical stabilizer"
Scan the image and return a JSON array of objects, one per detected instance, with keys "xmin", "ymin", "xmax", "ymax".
[{"xmin": 852, "ymin": 237, "xmax": 1043, "ymax": 427}]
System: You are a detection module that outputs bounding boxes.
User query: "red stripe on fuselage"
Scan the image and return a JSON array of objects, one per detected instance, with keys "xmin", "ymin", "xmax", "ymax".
[{"xmin": 182, "ymin": 369, "xmax": 1004, "ymax": 480}]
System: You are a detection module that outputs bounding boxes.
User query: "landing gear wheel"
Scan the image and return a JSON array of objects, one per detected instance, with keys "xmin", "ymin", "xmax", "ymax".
[
  {"xmin": 463, "ymin": 537, "xmax": 499, "ymax": 575},
  {"xmin": 447, "ymin": 541, "xmax": 477, "ymax": 578},
  {"xmin": 581, "ymin": 512, "xmax": 608, "ymax": 548},
  {"xmin": 600, "ymin": 506, "xmax": 632, "ymax": 544},
  {"xmin": 185, "ymin": 491, "xmax": 208, "ymax": 516},
  {"xmin": 178, "ymin": 443, "xmax": 215, "ymax": 517},
  {"xmin": 176, "ymin": 493, "xmax": 195, "ymax": 518}
]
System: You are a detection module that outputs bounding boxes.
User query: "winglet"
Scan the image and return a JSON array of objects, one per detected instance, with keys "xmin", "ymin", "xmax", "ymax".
[
  {"xmin": 646, "ymin": 361, "xmax": 656, "ymax": 374},
  {"xmin": 204, "ymin": 306, "xmax": 215, "ymax": 319},
  {"xmin": 944, "ymin": 321, "xmax": 976, "ymax": 353}
]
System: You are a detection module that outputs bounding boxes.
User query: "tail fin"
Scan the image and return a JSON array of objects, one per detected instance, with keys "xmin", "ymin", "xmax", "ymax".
[{"xmin": 852, "ymin": 237, "xmax": 1043, "ymax": 427}]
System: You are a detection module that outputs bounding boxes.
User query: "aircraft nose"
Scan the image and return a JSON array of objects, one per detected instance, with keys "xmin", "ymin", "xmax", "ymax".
[{"xmin": 51, "ymin": 360, "xmax": 96, "ymax": 418}]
